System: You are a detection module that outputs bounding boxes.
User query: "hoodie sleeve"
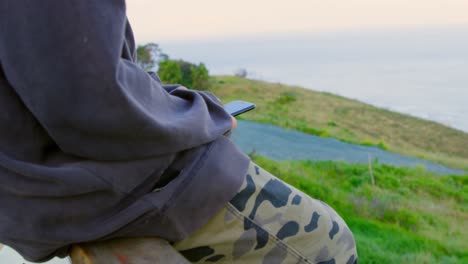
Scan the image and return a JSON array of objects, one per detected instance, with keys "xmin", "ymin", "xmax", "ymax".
[{"xmin": 0, "ymin": 0, "xmax": 232, "ymax": 160}]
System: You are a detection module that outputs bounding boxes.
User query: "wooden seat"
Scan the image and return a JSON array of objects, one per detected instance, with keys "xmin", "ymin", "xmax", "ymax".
[{"xmin": 70, "ymin": 238, "xmax": 190, "ymax": 264}]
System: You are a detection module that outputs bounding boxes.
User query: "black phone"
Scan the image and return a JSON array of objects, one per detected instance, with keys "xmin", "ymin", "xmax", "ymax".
[{"xmin": 224, "ymin": 100, "xmax": 256, "ymax": 116}]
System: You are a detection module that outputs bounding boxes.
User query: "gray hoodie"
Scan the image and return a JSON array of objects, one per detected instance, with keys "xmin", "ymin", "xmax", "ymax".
[{"xmin": 0, "ymin": 1, "xmax": 249, "ymax": 261}]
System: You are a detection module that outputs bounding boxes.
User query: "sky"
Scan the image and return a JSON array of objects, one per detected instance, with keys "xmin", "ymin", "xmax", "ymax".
[{"xmin": 127, "ymin": 0, "xmax": 468, "ymax": 42}]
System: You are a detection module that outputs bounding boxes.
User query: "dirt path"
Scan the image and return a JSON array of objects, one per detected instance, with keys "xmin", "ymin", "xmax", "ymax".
[{"xmin": 232, "ymin": 120, "xmax": 464, "ymax": 175}]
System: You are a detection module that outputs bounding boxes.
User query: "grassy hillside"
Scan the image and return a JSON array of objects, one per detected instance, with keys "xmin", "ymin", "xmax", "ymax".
[
  {"xmin": 250, "ymin": 155, "xmax": 467, "ymax": 263},
  {"xmin": 205, "ymin": 75, "xmax": 467, "ymax": 262},
  {"xmin": 208, "ymin": 76, "xmax": 468, "ymax": 171}
]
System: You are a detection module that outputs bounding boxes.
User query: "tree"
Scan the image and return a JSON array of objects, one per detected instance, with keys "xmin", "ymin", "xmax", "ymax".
[
  {"xmin": 157, "ymin": 60, "xmax": 182, "ymax": 84},
  {"xmin": 176, "ymin": 60, "xmax": 196, "ymax": 88},
  {"xmin": 157, "ymin": 59, "xmax": 210, "ymax": 90},
  {"xmin": 191, "ymin": 63, "xmax": 210, "ymax": 90},
  {"xmin": 136, "ymin": 43, "xmax": 168, "ymax": 71}
]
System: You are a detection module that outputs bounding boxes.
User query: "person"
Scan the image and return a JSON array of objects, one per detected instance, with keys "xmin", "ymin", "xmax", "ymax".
[{"xmin": 0, "ymin": 1, "xmax": 357, "ymax": 263}]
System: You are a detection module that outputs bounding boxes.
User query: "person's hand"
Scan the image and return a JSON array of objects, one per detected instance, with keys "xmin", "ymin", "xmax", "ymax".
[{"xmin": 231, "ymin": 115, "xmax": 237, "ymax": 129}]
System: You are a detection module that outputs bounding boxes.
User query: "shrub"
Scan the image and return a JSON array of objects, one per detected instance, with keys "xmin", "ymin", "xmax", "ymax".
[
  {"xmin": 361, "ymin": 139, "xmax": 389, "ymax": 150},
  {"xmin": 157, "ymin": 60, "xmax": 182, "ymax": 84},
  {"xmin": 191, "ymin": 63, "xmax": 210, "ymax": 90},
  {"xmin": 275, "ymin": 91, "xmax": 297, "ymax": 105},
  {"xmin": 158, "ymin": 60, "xmax": 210, "ymax": 90}
]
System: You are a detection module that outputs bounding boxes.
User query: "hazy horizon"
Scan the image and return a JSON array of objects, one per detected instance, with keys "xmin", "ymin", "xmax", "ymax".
[{"xmin": 156, "ymin": 27, "xmax": 468, "ymax": 133}]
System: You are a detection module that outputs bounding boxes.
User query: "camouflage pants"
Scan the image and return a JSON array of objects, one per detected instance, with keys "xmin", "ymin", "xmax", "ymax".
[{"xmin": 174, "ymin": 162, "xmax": 357, "ymax": 264}]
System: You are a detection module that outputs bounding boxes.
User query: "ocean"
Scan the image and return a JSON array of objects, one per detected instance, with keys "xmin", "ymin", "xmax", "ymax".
[{"xmin": 160, "ymin": 26, "xmax": 468, "ymax": 133}]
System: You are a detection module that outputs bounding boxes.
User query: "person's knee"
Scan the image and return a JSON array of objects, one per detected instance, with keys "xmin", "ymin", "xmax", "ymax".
[{"xmin": 315, "ymin": 202, "xmax": 358, "ymax": 263}]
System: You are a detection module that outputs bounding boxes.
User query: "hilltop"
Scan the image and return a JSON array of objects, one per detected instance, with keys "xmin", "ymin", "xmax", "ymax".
[{"xmin": 208, "ymin": 75, "xmax": 468, "ymax": 172}]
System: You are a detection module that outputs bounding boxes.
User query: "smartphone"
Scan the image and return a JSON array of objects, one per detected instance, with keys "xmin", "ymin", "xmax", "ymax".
[{"xmin": 224, "ymin": 100, "xmax": 256, "ymax": 116}]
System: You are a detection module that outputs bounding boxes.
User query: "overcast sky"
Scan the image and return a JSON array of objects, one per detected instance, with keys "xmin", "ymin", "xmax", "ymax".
[{"xmin": 127, "ymin": 0, "xmax": 468, "ymax": 42}]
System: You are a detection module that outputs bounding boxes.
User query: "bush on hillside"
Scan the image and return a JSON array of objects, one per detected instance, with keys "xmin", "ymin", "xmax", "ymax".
[
  {"xmin": 158, "ymin": 59, "xmax": 210, "ymax": 90},
  {"xmin": 157, "ymin": 60, "xmax": 182, "ymax": 84},
  {"xmin": 191, "ymin": 63, "xmax": 209, "ymax": 90}
]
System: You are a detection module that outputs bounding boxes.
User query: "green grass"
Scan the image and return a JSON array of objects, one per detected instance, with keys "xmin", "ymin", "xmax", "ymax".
[
  {"xmin": 206, "ymin": 75, "xmax": 468, "ymax": 171},
  {"xmin": 201, "ymin": 75, "xmax": 468, "ymax": 262},
  {"xmin": 250, "ymin": 155, "xmax": 468, "ymax": 264}
]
